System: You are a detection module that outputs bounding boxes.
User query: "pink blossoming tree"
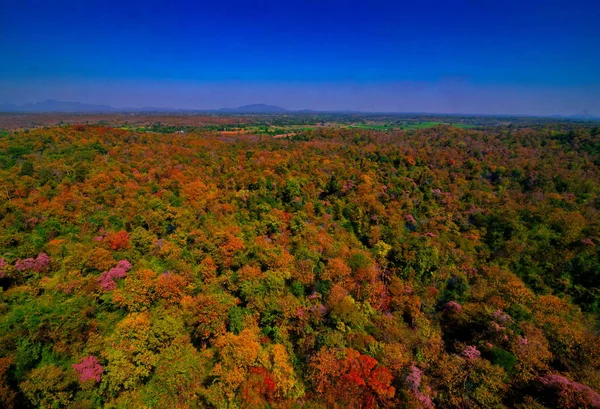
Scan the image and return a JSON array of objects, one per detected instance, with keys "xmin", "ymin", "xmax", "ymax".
[{"xmin": 72, "ymin": 356, "xmax": 103, "ymax": 383}]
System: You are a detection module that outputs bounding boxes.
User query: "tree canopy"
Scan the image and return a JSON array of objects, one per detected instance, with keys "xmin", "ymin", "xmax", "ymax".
[{"xmin": 0, "ymin": 121, "xmax": 599, "ymax": 408}]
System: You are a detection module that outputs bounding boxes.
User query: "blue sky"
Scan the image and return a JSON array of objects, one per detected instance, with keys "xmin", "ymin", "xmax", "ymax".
[{"xmin": 1, "ymin": 0, "xmax": 599, "ymax": 114}]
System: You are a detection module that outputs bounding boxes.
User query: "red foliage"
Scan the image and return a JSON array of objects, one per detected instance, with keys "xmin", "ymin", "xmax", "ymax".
[
  {"xmin": 106, "ymin": 230, "xmax": 130, "ymax": 250},
  {"xmin": 311, "ymin": 348, "xmax": 395, "ymax": 409},
  {"xmin": 240, "ymin": 367, "xmax": 277, "ymax": 408},
  {"xmin": 155, "ymin": 272, "xmax": 187, "ymax": 303}
]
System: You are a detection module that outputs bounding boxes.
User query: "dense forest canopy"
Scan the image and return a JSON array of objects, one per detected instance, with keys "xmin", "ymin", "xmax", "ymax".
[{"xmin": 0, "ymin": 119, "xmax": 599, "ymax": 408}]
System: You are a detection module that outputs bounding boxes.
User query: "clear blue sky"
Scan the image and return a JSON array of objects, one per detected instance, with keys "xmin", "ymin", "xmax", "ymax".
[{"xmin": 1, "ymin": 0, "xmax": 599, "ymax": 114}]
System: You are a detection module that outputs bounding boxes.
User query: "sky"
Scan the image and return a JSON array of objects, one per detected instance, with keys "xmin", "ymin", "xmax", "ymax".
[{"xmin": 1, "ymin": 0, "xmax": 599, "ymax": 115}]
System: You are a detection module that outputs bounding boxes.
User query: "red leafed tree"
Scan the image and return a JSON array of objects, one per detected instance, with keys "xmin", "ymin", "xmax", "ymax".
[
  {"xmin": 239, "ymin": 367, "xmax": 277, "ymax": 408},
  {"xmin": 310, "ymin": 347, "xmax": 395, "ymax": 409},
  {"xmin": 106, "ymin": 230, "xmax": 130, "ymax": 250},
  {"xmin": 155, "ymin": 272, "xmax": 188, "ymax": 304}
]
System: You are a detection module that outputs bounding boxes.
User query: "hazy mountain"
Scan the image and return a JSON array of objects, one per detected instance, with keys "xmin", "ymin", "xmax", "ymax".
[
  {"xmin": 0, "ymin": 101, "xmax": 293, "ymax": 113},
  {"xmin": 1, "ymin": 100, "xmax": 117, "ymax": 113},
  {"xmin": 0, "ymin": 103, "xmax": 17, "ymax": 112},
  {"xmin": 219, "ymin": 104, "xmax": 288, "ymax": 113},
  {"xmin": 3, "ymin": 101, "xmax": 597, "ymax": 118}
]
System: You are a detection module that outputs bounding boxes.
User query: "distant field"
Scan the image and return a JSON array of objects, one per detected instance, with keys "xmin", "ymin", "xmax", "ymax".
[
  {"xmin": 349, "ymin": 121, "xmax": 477, "ymax": 131},
  {"xmin": 0, "ymin": 112, "xmax": 596, "ymax": 132},
  {"xmin": 123, "ymin": 122, "xmax": 478, "ymax": 136}
]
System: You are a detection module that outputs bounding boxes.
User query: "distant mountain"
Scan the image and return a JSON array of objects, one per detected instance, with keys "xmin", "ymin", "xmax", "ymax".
[
  {"xmin": 0, "ymin": 103, "xmax": 17, "ymax": 112},
  {"xmin": 1, "ymin": 100, "xmax": 117, "ymax": 113},
  {"xmin": 3, "ymin": 100, "xmax": 597, "ymax": 118},
  {"xmin": 0, "ymin": 101, "xmax": 292, "ymax": 113},
  {"xmin": 549, "ymin": 114, "xmax": 600, "ymax": 120},
  {"xmin": 219, "ymin": 104, "xmax": 288, "ymax": 113}
]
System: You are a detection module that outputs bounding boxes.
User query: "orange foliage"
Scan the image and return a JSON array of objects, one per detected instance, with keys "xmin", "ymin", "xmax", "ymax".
[
  {"xmin": 155, "ymin": 272, "xmax": 188, "ymax": 304},
  {"xmin": 112, "ymin": 269, "xmax": 157, "ymax": 311}
]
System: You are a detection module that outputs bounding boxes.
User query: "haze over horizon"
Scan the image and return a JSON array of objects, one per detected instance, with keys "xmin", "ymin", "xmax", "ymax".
[{"xmin": 1, "ymin": 0, "xmax": 599, "ymax": 116}]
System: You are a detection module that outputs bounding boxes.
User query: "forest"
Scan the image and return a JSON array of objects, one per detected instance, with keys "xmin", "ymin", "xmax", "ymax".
[{"xmin": 0, "ymin": 118, "xmax": 599, "ymax": 408}]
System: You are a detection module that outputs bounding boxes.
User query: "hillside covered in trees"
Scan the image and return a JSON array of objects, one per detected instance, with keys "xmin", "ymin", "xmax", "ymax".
[{"xmin": 0, "ymin": 122, "xmax": 599, "ymax": 408}]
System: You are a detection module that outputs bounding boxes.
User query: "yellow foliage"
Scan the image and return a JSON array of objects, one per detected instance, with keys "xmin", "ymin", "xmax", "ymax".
[
  {"xmin": 112, "ymin": 269, "xmax": 157, "ymax": 311},
  {"xmin": 86, "ymin": 247, "xmax": 116, "ymax": 271},
  {"xmin": 20, "ymin": 365, "xmax": 75, "ymax": 409}
]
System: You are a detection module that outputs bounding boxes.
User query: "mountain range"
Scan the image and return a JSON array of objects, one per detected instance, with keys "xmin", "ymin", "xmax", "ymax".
[
  {"xmin": 0, "ymin": 100, "xmax": 296, "ymax": 114},
  {"xmin": 0, "ymin": 100, "xmax": 598, "ymax": 119},
  {"xmin": 218, "ymin": 104, "xmax": 290, "ymax": 113},
  {"xmin": 0, "ymin": 100, "xmax": 119, "ymax": 113}
]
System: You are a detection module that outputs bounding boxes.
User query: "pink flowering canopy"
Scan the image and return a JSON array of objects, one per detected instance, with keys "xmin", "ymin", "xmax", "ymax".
[
  {"xmin": 73, "ymin": 355, "xmax": 103, "ymax": 383},
  {"xmin": 443, "ymin": 301, "xmax": 462, "ymax": 312},
  {"xmin": 108, "ymin": 267, "xmax": 127, "ymax": 279},
  {"xmin": 34, "ymin": 253, "xmax": 51, "ymax": 272},
  {"xmin": 97, "ymin": 260, "xmax": 132, "ymax": 291},
  {"xmin": 15, "ymin": 258, "xmax": 36, "ymax": 271},
  {"xmin": 492, "ymin": 309, "xmax": 512, "ymax": 323},
  {"xmin": 98, "ymin": 271, "xmax": 118, "ymax": 291},
  {"xmin": 461, "ymin": 345, "xmax": 481, "ymax": 360},
  {"xmin": 116, "ymin": 259, "xmax": 132, "ymax": 271},
  {"xmin": 14, "ymin": 253, "xmax": 51, "ymax": 272},
  {"xmin": 405, "ymin": 365, "xmax": 434, "ymax": 408},
  {"xmin": 538, "ymin": 374, "xmax": 600, "ymax": 407},
  {"xmin": 405, "ymin": 365, "xmax": 422, "ymax": 392}
]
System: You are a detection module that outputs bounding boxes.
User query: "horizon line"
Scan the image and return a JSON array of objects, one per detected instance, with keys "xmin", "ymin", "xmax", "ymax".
[{"xmin": 1, "ymin": 99, "xmax": 599, "ymax": 119}]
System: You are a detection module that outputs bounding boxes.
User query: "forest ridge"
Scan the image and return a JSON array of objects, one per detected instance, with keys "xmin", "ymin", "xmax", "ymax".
[{"xmin": 0, "ymin": 120, "xmax": 599, "ymax": 408}]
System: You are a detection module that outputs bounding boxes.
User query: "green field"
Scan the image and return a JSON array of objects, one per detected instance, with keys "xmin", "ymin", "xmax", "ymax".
[
  {"xmin": 113, "ymin": 118, "xmax": 479, "ymax": 136},
  {"xmin": 349, "ymin": 121, "xmax": 477, "ymax": 131}
]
